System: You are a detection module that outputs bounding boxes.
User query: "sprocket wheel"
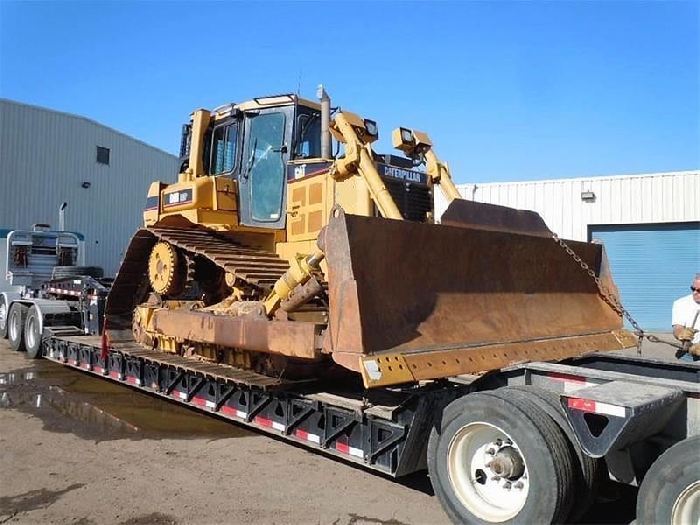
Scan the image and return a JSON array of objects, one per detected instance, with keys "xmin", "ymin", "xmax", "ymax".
[{"xmin": 148, "ymin": 241, "xmax": 185, "ymax": 296}]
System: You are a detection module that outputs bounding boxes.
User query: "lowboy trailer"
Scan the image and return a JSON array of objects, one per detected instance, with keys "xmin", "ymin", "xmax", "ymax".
[{"xmin": 37, "ymin": 327, "xmax": 700, "ymax": 525}]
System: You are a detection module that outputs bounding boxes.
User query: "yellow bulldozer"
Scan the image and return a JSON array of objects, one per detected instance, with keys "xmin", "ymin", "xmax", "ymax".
[{"xmin": 105, "ymin": 86, "xmax": 635, "ymax": 388}]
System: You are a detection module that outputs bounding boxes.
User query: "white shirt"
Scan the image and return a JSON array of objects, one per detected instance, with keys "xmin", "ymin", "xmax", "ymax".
[{"xmin": 672, "ymin": 294, "xmax": 700, "ymax": 344}]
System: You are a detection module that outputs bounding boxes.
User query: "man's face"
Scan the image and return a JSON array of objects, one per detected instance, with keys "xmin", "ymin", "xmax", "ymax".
[{"xmin": 693, "ymin": 277, "xmax": 700, "ymax": 304}]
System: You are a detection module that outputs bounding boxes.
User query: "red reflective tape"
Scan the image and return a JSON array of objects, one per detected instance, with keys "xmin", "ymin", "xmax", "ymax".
[
  {"xmin": 221, "ymin": 405, "xmax": 236, "ymax": 416},
  {"xmin": 109, "ymin": 371, "xmax": 120, "ymax": 379},
  {"xmin": 294, "ymin": 429, "xmax": 321, "ymax": 444},
  {"xmin": 335, "ymin": 441, "xmax": 350, "ymax": 454},
  {"xmin": 94, "ymin": 366, "xmax": 104, "ymax": 374},
  {"xmin": 568, "ymin": 397, "xmax": 596, "ymax": 413},
  {"xmin": 548, "ymin": 372, "xmax": 587, "ymax": 384},
  {"xmin": 254, "ymin": 416, "xmax": 273, "ymax": 428},
  {"xmin": 192, "ymin": 397, "xmax": 207, "ymax": 407}
]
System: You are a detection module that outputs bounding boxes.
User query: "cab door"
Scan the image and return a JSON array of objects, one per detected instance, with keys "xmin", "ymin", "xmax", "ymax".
[{"xmin": 239, "ymin": 110, "xmax": 289, "ymax": 229}]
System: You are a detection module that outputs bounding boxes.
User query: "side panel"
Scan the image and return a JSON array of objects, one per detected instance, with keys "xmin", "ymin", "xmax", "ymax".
[{"xmin": 286, "ymin": 166, "xmax": 331, "ymax": 243}]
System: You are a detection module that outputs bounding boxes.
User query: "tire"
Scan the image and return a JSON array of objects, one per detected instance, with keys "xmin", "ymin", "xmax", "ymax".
[
  {"xmin": 51, "ymin": 265, "xmax": 104, "ymax": 279},
  {"xmin": 7, "ymin": 303, "xmax": 28, "ymax": 352},
  {"xmin": 490, "ymin": 386, "xmax": 604, "ymax": 521},
  {"xmin": 24, "ymin": 305, "xmax": 43, "ymax": 359},
  {"xmin": 636, "ymin": 436, "xmax": 700, "ymax": 525},
  {"xmin": 0, "ymin": 296, "xmax": 8, "ymax": 338},
  {"xmin": 428, "ymin": 392, "xmax": 575, "ymax": 524}
]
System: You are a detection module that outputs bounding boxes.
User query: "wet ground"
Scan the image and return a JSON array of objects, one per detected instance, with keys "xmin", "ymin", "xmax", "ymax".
[
  {"xmin": 0, "ymin": 359, "xmax": 251, "ymax": 442},
  {"xmin": 1, "ymin": 336, "xmax": 680, "ymax": 524}
]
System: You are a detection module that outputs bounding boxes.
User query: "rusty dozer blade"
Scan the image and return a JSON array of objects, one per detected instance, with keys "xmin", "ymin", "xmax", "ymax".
[{"xmin": 322, "ymin": 202, "xmax": 636, "ymax": 387}]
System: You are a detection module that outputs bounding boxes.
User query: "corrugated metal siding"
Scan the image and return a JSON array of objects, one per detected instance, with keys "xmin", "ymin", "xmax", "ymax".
[
  {"xmin": 0, "ymin": 99, "xmax": 179, "ymax": 276},
  {"xmin": 437, "ymin": 171, "xmax": 700, "ymax": 241},
  {"xmin": 589, "ymin": 223, "xmax": 700, "ymax": 331}
]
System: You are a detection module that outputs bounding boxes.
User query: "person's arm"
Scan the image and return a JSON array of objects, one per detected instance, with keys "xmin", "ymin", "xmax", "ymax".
[{"xmin": 671, "ymin": 299, "xmax": 696, "ymax": 341}]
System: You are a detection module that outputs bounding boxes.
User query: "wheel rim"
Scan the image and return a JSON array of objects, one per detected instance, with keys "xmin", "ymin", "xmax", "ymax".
[
  {"xmin": 447, "ymin": 421, "xmax": 529, "ymax": 522},
  {"xmin": 8, "ymin": 309, "xmax": 19, "ymax": 341},
  {"xmin": 672, "ymin": 480, "xmax": 700, "ymax": 525},
  {"xmin": 0, "ymin": 301, "xmax": 6, "ymax": 332},
  {"xmin": 26, "ymin": 315, "xmax": 37, "ymax": 350}
]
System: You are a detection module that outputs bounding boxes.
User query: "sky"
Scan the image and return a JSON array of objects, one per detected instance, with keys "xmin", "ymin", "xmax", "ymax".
[{"xmin": 1, "ymin": 0, "xmax": 698, "ymax": 184}]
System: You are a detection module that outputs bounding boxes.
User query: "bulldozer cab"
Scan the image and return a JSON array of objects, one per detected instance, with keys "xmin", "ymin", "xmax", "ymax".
[{"xmin": 178, "ymin": 96, "xmax": 324, "ymax": 231}]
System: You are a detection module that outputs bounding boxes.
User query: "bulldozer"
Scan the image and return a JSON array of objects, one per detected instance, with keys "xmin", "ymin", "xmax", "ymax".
[{"xmin": 105, "ymin": 86, "xmax": 635, "ymax": 388}]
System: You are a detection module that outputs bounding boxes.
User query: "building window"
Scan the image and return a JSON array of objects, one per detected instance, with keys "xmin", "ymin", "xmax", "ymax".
[{"xmin": 96, "ymin": 146, "xmax": 110, "ymax": 165}]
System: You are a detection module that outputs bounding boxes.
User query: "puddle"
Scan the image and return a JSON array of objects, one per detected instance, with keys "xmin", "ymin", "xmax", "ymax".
[{"xmin": 0, "ymin": 358, "xmax": 253, "ymax": 441}]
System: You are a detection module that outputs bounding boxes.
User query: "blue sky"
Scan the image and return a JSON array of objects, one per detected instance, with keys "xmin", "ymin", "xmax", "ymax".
[{"xmin": 1, "ymin": 1, "xmax": 698, "ymax": 184}]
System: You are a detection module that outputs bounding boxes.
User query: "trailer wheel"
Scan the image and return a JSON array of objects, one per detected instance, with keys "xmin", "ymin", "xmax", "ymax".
[
  {"xmin": 636, "ymin": 436, "xmax": 700, "ymax": 525},
  {"xmin": 24, "ymin": 306, "xmax": 43, "ymax": 359},
  {"xmin": 0, "ymin": 296, "xmax": 8, "ymax": 338},
  {"xmin": 51, "ymin": 265, "xmax": 104, "ymax": 279},
  {"xmin": 428, "ymin": 392, "xmax": 575, "ymax": 524},
  {"xmin": 490, "ymin": 386, "xmax": 603, "ymax": 520},
  {"xmin": 7, "ymin": 303, "xmax": 28, "ymax": 352}
]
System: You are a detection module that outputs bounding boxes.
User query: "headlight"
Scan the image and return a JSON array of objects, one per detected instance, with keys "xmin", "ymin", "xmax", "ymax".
[
  {"xmin": 363, "ymin": 119, "xmax": 379, "ymax": 138},
  {"xmin": 400, "ymin": 127, "xmax": 414, "ymax": 144}
]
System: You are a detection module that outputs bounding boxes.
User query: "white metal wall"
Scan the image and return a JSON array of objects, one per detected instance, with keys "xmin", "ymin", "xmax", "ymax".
[
  {"xmin": 436, "ymin": 171, "xmax": 700, "ymax": 241},
  {"xmin": 0, "ymin": 99, "xmax": 179, "ymax": 276}
]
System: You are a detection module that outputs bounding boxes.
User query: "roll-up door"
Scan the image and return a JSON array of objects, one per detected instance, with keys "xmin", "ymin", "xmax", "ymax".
[{"xmin": 589, "ymin": 222, "xmax": 700, "ymax": 332}]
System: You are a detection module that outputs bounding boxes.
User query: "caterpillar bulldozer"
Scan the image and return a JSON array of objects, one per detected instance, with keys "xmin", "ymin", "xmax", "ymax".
[{"xmin": 105, "ymin": 86, "xmax": 635, "ymax": 388}]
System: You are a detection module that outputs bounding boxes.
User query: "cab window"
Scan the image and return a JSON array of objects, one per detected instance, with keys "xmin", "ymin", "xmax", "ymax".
[
  {"xmin": 210, "ymin": 123, "xmax": 238, "ymax": 174},
  {"xmin": 294, "ymin": 112, "xmax": 322, "ymax": 159}
]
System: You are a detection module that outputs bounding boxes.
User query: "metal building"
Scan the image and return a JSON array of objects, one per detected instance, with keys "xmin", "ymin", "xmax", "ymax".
[
  {"xmin": 436, "ymin": 171, "xmax": 700, "ymax": 331},
  {"xmin": 0, "ymin": 99, "xmax": 179, "ymax": 277}
]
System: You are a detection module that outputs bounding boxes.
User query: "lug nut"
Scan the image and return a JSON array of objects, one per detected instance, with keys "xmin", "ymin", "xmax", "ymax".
[
  {"xmin": 486, "ymin": 448, "xmax": 496, "ymax": 456},
  {"xmin": 503, "ymin": 482, "xmax": 512, "ymax": 490},
  {"xmin": 514, "ymin": 482, "xmax": 524, "ymax": 489}
]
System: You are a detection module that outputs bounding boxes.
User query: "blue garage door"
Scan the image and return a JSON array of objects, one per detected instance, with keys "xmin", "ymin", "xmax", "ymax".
[{"xmin": 589, "ymin": 222, "xmax": 700, "ymax": 332}]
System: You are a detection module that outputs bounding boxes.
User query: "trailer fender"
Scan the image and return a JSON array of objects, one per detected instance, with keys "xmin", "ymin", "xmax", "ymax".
[
  {"xmin": 25, "ymin": 299, "xmax": 82, "ymax": 344},
  {"xmin": 560, "ymin": 380, "xmax": 685, "ymax": 457},
  {"xmin": 29, "ymin": 299, "xmax": 79, "ymax": 326}
]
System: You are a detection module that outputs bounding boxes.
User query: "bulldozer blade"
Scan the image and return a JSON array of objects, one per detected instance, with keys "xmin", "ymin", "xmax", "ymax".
[
  {"xmin": 440, "ymin": 198, "xmax": 553, "ymax": 237},
  {"xmin": 321, "ymin": 206, "xmax": 634, "ymax": 380}
]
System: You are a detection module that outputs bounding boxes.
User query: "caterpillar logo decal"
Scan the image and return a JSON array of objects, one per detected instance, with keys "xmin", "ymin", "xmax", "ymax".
[{"xmin": 378, "ymin": 164, "xmax": 427, "ymax": 184}]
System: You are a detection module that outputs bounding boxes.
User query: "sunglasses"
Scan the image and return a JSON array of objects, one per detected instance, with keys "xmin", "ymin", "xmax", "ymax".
[{"xmin": 692, "ymin": 287, "xmax": 700, "ymax": 292}]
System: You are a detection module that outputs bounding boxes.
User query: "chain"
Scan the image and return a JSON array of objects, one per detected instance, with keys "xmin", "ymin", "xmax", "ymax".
[{"xmin": 552, "ymin": 234, "xmax": 645, "ymax": 354}]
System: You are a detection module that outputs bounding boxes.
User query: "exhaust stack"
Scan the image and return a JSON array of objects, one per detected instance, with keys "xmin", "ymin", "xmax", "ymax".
[
  {"xmin": 317, "ymin": 84, "xmax": 331, "ymax": 159},
  {"xmin": 59, "ymin": 202, "xmax": 68, "ymax": 231}
]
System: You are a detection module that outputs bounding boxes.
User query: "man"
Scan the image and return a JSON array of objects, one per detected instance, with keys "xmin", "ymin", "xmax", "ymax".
[{"xmin": 672, "ymin": 273, "xmax": 700, "ymax": 361}]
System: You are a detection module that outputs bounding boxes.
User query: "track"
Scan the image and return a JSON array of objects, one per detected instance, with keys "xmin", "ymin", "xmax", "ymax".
[{"xmin": 105, "ymin": 227, "xmax": 290, "ymax": 319}]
